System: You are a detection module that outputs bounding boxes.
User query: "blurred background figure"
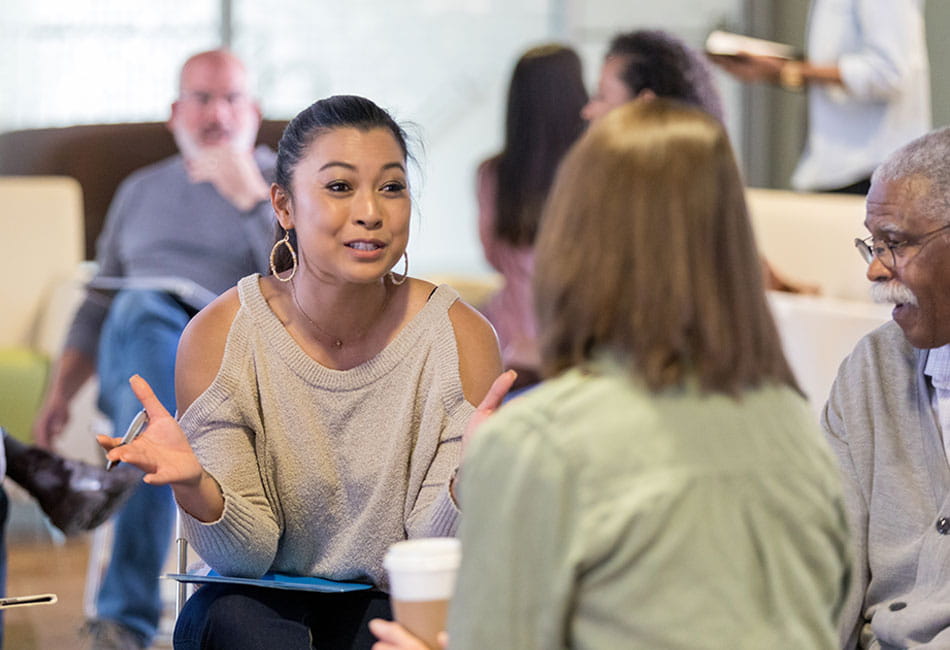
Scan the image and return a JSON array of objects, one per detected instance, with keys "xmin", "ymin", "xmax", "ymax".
[
  {"xmin": 711, "ymin": 0, "xmax": 930, "ymax": 194},
  {"xmin": 30, "ymin": 48, "xmax": 276, "ymax": 650},
  {"xmin": 582, "ymin": 29, "xmax": 724, "ymax": 123},
  {"xmin": 372, "ymin": 97, "xmax": 851, "ymax": 650},
  {"xmin": 582, "ymin": 28, "xmax": 814, "ymax": 295},
  {"xmin": 476, "ymin": 44, "xmax": 587, "ymax": 391}
]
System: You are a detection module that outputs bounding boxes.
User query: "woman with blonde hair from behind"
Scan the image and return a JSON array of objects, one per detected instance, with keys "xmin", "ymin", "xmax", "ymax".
[{"xmin": 372, "ymin": 98, "xmax": 850, "ymax": 649}]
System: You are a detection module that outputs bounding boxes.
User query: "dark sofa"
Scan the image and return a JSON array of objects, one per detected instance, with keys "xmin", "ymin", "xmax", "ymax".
[{"xmin": 0, "ymin": 119, "xmax": 287, "ymax": 259}]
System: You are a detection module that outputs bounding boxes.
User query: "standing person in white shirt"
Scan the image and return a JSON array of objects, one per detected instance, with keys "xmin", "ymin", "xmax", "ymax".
[{"xmin": 712, "ymin": 0, "xmax": 931, "ymax": 195}]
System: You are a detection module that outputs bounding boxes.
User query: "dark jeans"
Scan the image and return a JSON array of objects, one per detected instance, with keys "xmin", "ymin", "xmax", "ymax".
[
  {"xmin": 95, "ymin": 290, "xmax": 187, "ymax": 645},
  {"xmin": 173, "ymin": 583, "xmax": 392, "ymax": 650}
]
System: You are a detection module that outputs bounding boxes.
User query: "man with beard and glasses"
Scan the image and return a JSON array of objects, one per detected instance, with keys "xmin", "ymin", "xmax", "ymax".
[
  {"xmin": 30, "ymin": 49, "xmax": 275, "ymax": 650},
  {"xmin": 823, "ymin": 125, "xmax": 950, "ymax": 649}
]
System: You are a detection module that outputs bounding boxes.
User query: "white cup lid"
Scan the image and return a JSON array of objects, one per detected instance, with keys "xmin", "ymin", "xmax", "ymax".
[{"xmin": 383, "ymin": 537, "xmax": 461, "ymax": 572}]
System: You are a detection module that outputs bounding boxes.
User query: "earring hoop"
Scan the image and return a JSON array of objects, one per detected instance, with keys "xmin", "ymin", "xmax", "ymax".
[
  {"xmin": 388, "ymin": 251, "xmax": 409, "ymax": 286},
  {"xmin": 270, "ymin": 229, "xmax": 298, "ymax": 283}
]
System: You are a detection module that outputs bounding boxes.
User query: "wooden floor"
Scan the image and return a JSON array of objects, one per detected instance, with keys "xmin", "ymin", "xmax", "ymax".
[
  {"xmin": 5, "ymin": 535, "xmax": 92, "ymax": 649},
  {"xmin": 3, "ymin": 495, "xmax": 175, "ymax": 649}
]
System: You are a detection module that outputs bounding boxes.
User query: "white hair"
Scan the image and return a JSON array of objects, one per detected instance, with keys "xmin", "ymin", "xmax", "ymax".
[
  {"xmin": 872, "ymin": 126, "xmax": 950, "ymax": 225},
  {"xmin": 870, "ymin": 280, "xmax": 917, "ymax": 306}
]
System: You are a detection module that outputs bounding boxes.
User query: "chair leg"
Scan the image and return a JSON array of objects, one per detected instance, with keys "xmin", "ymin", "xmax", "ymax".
[
  {"xmin": 174, "ymin": 509, "xmax": 193, "ymax": 617},
  {"xmin": 83, "ymin": 522, "xmax": 113, "ymax": 620}
]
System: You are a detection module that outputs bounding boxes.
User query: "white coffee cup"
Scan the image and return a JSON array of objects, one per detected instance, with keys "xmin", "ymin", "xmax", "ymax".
[{"xmin": 383, "ymin": 537, "xmax": 461, "ymax": 649}]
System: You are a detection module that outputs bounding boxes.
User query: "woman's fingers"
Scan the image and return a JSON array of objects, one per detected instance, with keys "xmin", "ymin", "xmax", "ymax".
[
  {"xmin": 477, "ymin": 369, "xmax": 517, "ymax": 414},
  {"xmin": 368, "ymin": 619, "xmax": 431, "ymax": 650},
  {"xmin": 129, "ymin": 374, "xmax": 172, "ymax": 420},
  {"xmin": 99, "ymin": 433, "xmax": 142, "ymax": 466},
  {"xmin": 463, "ymin": 369, "xmax": 519, "ymax": 456},
  {"xmin": 96, "ymin": 433, "xmax": 124, "ymax": 452}
]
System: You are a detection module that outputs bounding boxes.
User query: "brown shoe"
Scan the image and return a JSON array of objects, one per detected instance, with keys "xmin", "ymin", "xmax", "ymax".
[{"xmin": 3, "ymin": 430, "xmax": 141, "ymax": 536}]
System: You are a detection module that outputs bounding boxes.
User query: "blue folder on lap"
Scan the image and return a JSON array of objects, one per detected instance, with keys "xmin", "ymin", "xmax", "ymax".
[{"xmin": 166, "ymin": 570, "xmax": 373, "ymax": 593}]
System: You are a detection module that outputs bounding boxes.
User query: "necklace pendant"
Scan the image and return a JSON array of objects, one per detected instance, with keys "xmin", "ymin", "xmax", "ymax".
[{"xmin": 334, "ymin": 339, "xmax": 343, "ymax": 348}]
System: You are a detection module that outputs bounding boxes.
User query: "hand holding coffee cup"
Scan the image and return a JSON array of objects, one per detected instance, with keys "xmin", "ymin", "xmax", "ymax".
[
  {"xmin": 368, "ymin": 618, "xmax": 447, "ymax": 650},
  {"xmin": 383, "ymin": 537, "xmax": 461, "ymax": 650}
]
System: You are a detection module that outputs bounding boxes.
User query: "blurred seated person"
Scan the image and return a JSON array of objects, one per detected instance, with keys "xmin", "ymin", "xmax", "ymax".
[
  {"xmin": 98, "ymin": 95, "xmax": 509, "ymax": 650},
  {"xmin": 582, "ymin": 29, "xmax": 817, "ymax": 295},
  {"xmin": 581, "ymin": 29, "xmax": 724, "ymax": 123},
  {"xmin": 31, "ymin": 48, "xmax": 277, "ymax": 650},
  {"xmin": 477, "ymin": 44, "xmax": 588, "ymax": 390},
  {"xmin": 371, "ymin": 98, "xmax": 851, "ymax": 649}
]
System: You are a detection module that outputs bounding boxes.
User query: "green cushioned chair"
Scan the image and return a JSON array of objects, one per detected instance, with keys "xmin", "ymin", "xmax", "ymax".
[{"xmin": 0, "ymin": 347, "xmax": 49, "ymax": 444}]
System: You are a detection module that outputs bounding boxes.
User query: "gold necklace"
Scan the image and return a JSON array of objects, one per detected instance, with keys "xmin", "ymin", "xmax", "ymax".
[{"xmin": 290, "ymin": 279, "xmax": 390, "ymax": 349}]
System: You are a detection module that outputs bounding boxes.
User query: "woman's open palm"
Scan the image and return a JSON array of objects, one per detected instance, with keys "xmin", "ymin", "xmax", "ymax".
[{"xmin": 97, "ymin": 374, "xmax": 204, "ymax": 487}]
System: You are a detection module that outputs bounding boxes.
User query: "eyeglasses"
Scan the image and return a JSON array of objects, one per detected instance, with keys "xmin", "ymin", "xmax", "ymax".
[{"xmin": 854, "ymin": 223, "xmax": 950, "ymax": 269}]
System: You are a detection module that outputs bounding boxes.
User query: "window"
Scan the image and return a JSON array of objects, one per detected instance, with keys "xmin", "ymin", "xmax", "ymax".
[{"xmin": 0, "ymin": 0, "xmax": 220, "ymax": 129}]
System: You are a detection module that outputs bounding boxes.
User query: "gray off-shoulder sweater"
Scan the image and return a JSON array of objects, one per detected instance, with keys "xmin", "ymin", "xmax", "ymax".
[{"xmin": 179, "ymin": 274, "xmax": 471, "ymax": 589}]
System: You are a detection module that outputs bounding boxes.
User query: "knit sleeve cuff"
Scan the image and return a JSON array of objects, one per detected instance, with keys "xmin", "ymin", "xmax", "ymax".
[
  {"xmin": 179, "ymin": 487, "xmax": 279, "ymax": 578},
  {"xmin": 422, "ymin": 484, "xmax": 461, "ymax": 538}
]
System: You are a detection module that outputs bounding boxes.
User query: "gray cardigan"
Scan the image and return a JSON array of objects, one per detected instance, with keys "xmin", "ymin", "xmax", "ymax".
[{"xmin": 823, "ymin": 320, "xmax": 950, "ymax": 649}]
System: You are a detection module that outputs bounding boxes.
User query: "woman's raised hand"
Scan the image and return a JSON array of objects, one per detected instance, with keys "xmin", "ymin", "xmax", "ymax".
[
  {"xmin": 461, "ymin": 369, "xmax": 517, "ymax": 456},
  {"xmin": 97, "ymin": 374, "xmax": 204, "ymax": 488}
]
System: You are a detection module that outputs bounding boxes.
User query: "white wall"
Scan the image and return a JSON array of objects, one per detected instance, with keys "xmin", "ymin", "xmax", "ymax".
[{"xmin": 0, "ymin": 0, "xmax": 746, "ymax": 276}]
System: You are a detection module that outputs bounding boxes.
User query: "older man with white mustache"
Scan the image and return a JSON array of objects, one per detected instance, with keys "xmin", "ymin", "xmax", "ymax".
[{"xmin": 823, "ymin": 125, "xmax": 950, "ymax": 650}]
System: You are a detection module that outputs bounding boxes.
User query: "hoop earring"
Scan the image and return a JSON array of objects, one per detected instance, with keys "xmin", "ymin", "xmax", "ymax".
[
  {"xmin": 270, "ymin": 229, "xmax": 297, "ymax": 283},
  {"xmin": 388, "ymin": 251, "xmax": 409, "ymax": 286}
]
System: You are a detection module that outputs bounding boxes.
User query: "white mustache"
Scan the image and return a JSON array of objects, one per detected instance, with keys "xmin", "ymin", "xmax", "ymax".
[{"xmin": 870, "ymin": 281, "xmax": 918, "ymax": 306}]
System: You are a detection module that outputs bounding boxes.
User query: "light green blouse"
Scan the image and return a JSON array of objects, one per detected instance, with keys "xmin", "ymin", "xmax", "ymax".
[{"xmin": 448, "ymin": 360, "xmax": 850, "ymax": 649}]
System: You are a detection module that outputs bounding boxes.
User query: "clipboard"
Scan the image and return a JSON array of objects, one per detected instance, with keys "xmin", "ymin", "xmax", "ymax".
[
  {"xmin": 86, "ymin": 276, "xmax": 217, "ymax": 312},
  {"xmin": 705, "ymin": 30, "xmax": 800, "ymax": 60},
  {"xmin": 166, "ymin": 570, "xmax": 373, "ymax": 593}
]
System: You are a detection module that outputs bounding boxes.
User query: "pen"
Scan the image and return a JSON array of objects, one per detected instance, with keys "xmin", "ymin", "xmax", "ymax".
[
  {"xmin": 0, "ymin": 593, "xmax": 57, "ymax": 609},
  {"xmin": 0, "ymin": 594, "xmax": 56, "ymax": 609},
  {"xmin": 106, "ymin": 409, "xmax": 149, "ymax": 471}
]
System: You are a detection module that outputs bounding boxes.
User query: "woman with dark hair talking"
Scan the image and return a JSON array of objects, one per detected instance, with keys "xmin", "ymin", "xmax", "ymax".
[
  {"xmin": 372, "ymin": 98, "xmax": 850, "ymax": 649},
  {"xmin": 98, "ymin": 95, "xmax": 512, "ymax": 650}
]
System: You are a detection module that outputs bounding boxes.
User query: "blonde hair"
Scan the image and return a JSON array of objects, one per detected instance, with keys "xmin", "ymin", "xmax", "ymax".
[{"xmin": 535, "ymin": 98, "xmax": 798, "ymax": 395}]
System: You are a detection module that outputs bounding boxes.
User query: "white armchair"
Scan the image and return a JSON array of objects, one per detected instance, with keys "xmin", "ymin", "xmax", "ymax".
[
  {"xmin": 0, "ymin": 176, "xmax": 82, "ymax": 440},
  {"xmin": 0, "ymin": 175, "xmax": 104, "ymax": 461}
]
